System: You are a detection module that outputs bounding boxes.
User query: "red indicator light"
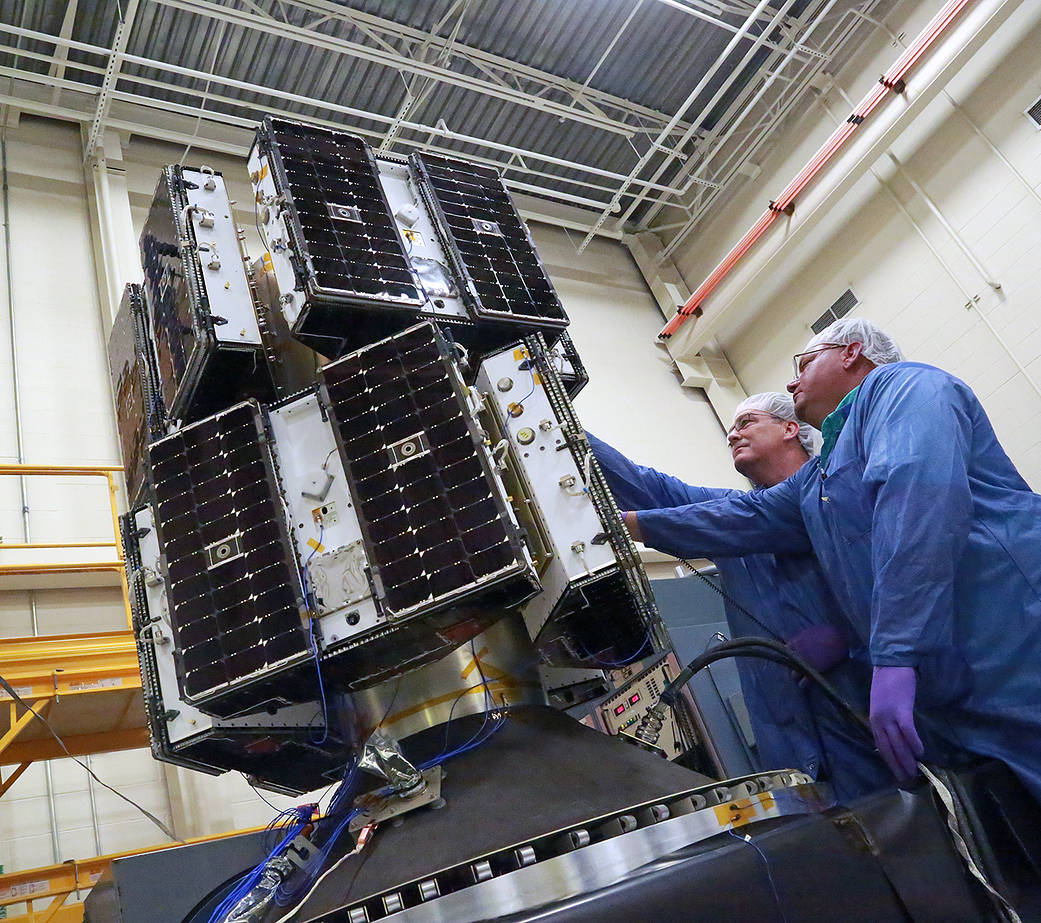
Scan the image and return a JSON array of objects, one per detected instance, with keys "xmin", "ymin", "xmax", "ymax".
[
  {"xmin": 630, "ymin": 693, "xmax": 641, "ymax": 704},
  {"xmin": 614, "ymin": 704, "xmax": 626, "ymax": 716}
]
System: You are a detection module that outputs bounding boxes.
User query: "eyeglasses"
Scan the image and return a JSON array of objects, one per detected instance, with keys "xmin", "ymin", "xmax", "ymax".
[
  {"xmin": 727, "ymin": 411, "xmax": 782, "ymax": 437},
  {"xmin": 791, "ymin": 343, "xmax": 842, "ymax": 379}
]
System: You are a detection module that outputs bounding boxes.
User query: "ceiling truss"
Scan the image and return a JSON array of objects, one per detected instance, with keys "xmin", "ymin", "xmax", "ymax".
[{"xmin": 0, "ymin": 0, "xmax": 883, "ymax": 240}]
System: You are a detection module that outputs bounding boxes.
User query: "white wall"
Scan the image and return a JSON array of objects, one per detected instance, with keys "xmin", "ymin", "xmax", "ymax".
[
  {"xmin": 531, "ymin": 224, "xmax": 742, "ymax": 490},
  {"xmin": 669, "ymin": 0, "xmax": 1041, "ymax": 486},
  {"xmin": 0, "ymin": 119, "xmax": 126, "ymax": 639},
  {"xmin": 0, "ymin": 118, "xmax": 168, "ymax": 881},
  {"xmin": 0, "ymin": 119, "xmax": 733, "ymax": 876}
]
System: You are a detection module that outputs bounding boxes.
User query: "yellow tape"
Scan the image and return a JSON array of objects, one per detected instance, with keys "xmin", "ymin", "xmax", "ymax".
[
  {"xmin": 712, "ymin": 791, "xmax": 774, "ymax": 829},
  {"xmin": 306, "ymin": 538, "xmax": 324, "ymax": 553}
]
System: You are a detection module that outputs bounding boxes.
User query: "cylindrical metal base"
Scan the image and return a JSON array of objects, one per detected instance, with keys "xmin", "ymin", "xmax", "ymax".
[{"xmin": 348, "ymin": 612, "xmax": 546, "ymax": 745}]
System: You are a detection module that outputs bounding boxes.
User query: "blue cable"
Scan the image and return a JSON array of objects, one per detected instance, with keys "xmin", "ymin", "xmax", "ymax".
[
  {"xmin": 426, "ymin": 709, "xmax": 508, "ymax": 767},
  {"xmin": 727, "ymin": 828, "xmax": 788, "ymax": 923},
  {"xmin": 302, "ymin": 524, "xmax": 324, "ymax": 608},
  {"xmin": 309, "ymin": 619, "xmax": 330, "ymax": 745},
  {"xmin": 517, "ymin": 359, "xmax": 537, "ymax": 408},
  {"xmin": 275, "ymin": 763, "xmax": 362, "ymax": 906},
  {"xmin": 426, "ymin": 640, "xmax": 498, "ymax": 767},
  {"xmin": 302, "ymin": 525, "xmax": 329, "ymax": 744},
  {"xmin": 580, "ymin": 621, "xmax": 654, "ymax": 668},
  {"xmin": 209, "ymin": 809, "xmax": 311, "ymax": 922}
]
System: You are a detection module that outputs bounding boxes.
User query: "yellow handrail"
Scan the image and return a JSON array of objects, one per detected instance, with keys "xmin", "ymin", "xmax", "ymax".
[{"xmin": 0, "ymin": 464, "xmax": 131, "ymax": 629}]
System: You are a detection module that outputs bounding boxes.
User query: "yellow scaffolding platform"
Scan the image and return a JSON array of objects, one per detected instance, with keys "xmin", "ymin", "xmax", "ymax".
[
  {"xmin": 0, "ymin": 463, "xmax": 258, "ymax": 922},
  {"xmin": 0, "ymin": 824, "xmax": 268, "ymax": 922},
  {"xmin": 0, "ymin": 464, "xmax": 147, "ymax": 799},
  {"xmin": 0, "ymin": 630, "xmax": 148, "ymax": 796}
]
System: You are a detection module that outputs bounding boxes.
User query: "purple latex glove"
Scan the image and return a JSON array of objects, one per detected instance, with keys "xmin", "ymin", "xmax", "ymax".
[
  {"xmin": 787, "ymin": 624, "xmax": 848, "ymax": 674},
  {"xmin": 869, "ymin": 666, "xmax": 924, "ymax": 781}
]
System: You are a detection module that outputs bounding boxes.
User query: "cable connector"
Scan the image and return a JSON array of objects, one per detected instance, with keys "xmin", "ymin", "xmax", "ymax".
[{"xmin": 634, "ymin": 704, "xmax": 667, "ymax": 747}]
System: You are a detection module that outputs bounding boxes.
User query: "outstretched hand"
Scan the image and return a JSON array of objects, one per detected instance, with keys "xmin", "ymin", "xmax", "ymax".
[{"xmin": 869, "ymin": 665, "xmax": 924, "ymax": 781}]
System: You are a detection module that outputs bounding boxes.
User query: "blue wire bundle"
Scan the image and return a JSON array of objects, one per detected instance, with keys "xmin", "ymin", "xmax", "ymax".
[
  {"xmin": 267, "ymin": 649, "xmax": 511, "ymax": 917},
  {"xmin": 208, "ymin": 804, "xmax": 314, "ymax": 923},
  {"xmin": 580, "ymin": 620, "xmax": 654, "ymax": 668},
  {"xmin": 275, "ymin": 761, "xmax": 362, "ymax": 907},
  {"xmin": 517, "ymin": 358, "xmax": 537, "ymax": 407}
]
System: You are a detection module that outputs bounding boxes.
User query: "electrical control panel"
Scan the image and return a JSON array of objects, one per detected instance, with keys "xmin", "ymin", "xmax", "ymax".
[{"xmin": 597, "ymin": 653, "xmax": 696, "ymax": 760}]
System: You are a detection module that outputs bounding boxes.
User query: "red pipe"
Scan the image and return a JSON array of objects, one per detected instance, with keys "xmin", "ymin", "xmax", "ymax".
[{"xmin": 660, "ymin": 0, "xmax": 973, "ymax": 339}]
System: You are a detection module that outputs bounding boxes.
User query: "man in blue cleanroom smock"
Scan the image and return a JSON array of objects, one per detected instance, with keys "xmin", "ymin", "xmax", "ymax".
[
  {"xmin": 589, "ymin": 392, "xmax": 890, "ymax": 801},
  {"xmin": 624, "ymin": 318, "xmax": 1041, "ymax": 800}
]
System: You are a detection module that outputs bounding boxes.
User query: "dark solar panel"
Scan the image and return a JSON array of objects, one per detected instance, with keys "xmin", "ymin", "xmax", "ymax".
[
  {"xmin": 148, "ymin": 400, "xmax": 310, "ymax": 714},
  {"xmin": 140, "ymin": 168, "xmax": 200, "ymax": 417},
  {"xmin": 321, "ymin": 323, "xmax": 532, "ymax": 618},
  {"xmin": 108, "ymin": 284, "xmax": 160, "ymax": 507},
  {"xmin": 262, "ymin": 118, "xmax": 425, "ymax": 310},
  {"xmin": 411, "ymin": 152, "xmax": 568, "ymax": 333}
]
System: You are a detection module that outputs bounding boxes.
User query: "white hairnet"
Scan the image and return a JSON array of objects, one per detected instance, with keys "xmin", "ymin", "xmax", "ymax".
[
  {"xmin": 734, "ymin": 392, "xmax": 816, "ymax": 455},
  {"xmin": 804, "ymin": 317, "xmax": 904, "ymax": 366}
]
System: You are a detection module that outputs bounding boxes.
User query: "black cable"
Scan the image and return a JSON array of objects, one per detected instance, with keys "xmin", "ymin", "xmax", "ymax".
[
  {"xmin": 679, "ymin": 558, "xmax": 784, "ymax": 642},
  {"xmin": 661, "ymin": 637, "xmax": 871, "ymax": 736},
  {"xmin": 0, "ymin": 673, "xmax": 183, "ymax": 843},
  {"xmin": 242, "ymin": 773, "xmax": 281, "ymax": 812}
]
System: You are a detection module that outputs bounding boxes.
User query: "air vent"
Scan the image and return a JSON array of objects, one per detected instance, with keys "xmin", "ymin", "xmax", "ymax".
[
  {"xmin": 1027, "ymin": 95, "xmax": 1041, "ymax": 128},
  {"xmin": 810, "ymin": 288, "xmax": 858, "ymax": 334}
]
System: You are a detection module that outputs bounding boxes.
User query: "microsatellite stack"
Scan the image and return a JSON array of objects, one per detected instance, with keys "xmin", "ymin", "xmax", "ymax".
[
  {"xmin": 126, "ymin": 319, "xmax": 693, "ymax": 792},
  {"xmin": 139, "ymin": 164, "xmax": 272, "ymax": 422},
  {"xmin": 248, "ymin": 117, "xmax": 569, "ymax": 358},
  {"xmin": 110, "ymin": 119, "xmax": 716, "ymax": 923}
]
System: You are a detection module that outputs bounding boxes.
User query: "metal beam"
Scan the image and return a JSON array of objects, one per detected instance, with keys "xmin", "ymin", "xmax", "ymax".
[
  {"xmin": 151, "ymin": 0, "xmax": 650, "ymax": 139},
  {"xmin": 274, "ymin": 0, "xmax": 692, "ymax": 133},
  {"xmin": 377, "ymin": 0, "xmax": 474, "ymax": 154},
  {"xmin": 84, "ymin": 0, "xmax": 139, "ymax": 157},
  {"xmin": 662, "ymin": 0, "xmax": 1026, "ymax": 357},
  {"xmin": 577, "ymin": 0, "xmax": 778, "ymax": 250},
  {"xmin": 0, "ymin": 24, "xmax": 681, "ymax": 205},
  {"xmin": 47, "ymin": 0, "xmax": 79, "ymax": 105},
  {"xmin": 562, "ymin": 0, "xmax": 648, "ymax": 124},
  {"xmin": 612, "ymin": 0, "xmax": 802, "ymax": 231},
  {"xmin": 0, "ymin": 73, "xmax": 629, "ymax": 239},
  {"xmin": 650, "ymin": 0, "xmax": 813, "ymax": 58},
  {"xmin": 626, "ymin": 0, "xmax": 839, "ymax": 229},
  {"xmin": 0, "ymin": 16, "xmax": 710, "ymax": 209},
  {"xmin": 657, "ymin": 3, "xmax": 876, "ymax": 256}
]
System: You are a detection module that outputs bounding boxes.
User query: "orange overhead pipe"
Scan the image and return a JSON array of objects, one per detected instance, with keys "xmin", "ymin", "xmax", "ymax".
[{"xmin": 659, "ymin": 0, "xmax": 973, "ymax": 339}]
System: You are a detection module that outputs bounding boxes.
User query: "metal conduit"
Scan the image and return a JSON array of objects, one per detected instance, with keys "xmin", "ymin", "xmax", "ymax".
[{"xmin": 660, "ymin": 0, "xmax": 974, "ymax": 338}]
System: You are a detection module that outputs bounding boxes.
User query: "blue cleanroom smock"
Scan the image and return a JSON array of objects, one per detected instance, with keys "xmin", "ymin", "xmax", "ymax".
[
  {"xmin": 588, "ymin": 434, "xmax": 889, "ymax": 801},
  {"xmin": 633, "ymin": 363, "xmax": 1041, "ymax": 801}
]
